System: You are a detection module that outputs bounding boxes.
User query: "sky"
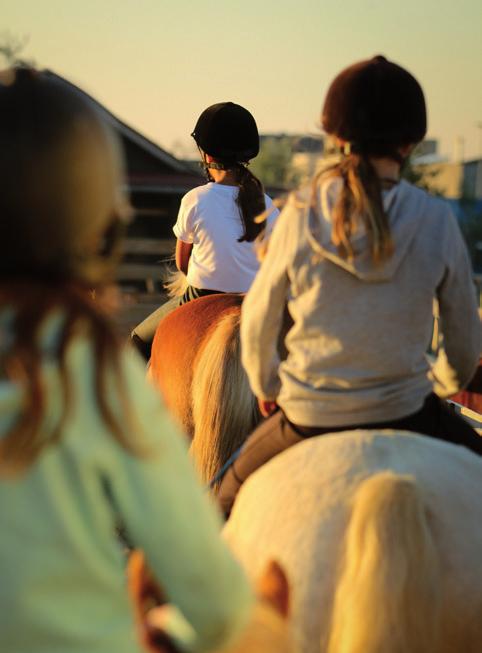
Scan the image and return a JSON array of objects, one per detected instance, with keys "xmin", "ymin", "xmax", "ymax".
[{"xmin": 2, "ymin": 0, "xmax": 482, "ymax": 161}]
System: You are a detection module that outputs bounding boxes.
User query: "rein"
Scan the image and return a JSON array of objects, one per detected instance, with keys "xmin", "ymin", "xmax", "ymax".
[{"xmin": 208, "ymin": 443, "xmax": 245, "ymax": 489}]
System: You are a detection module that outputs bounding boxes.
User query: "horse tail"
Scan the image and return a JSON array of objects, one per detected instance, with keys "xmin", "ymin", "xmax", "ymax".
[
  {"xmin": 162, "ymin": 267, "xmax": 189, "ymax": 299},
  {"xmin": 327, "ymin": 471, "xmax": 441, "ymax": 653},
  {"xmin": 190, "ymin": 310, "xmax": 260, "ymax": 488}
]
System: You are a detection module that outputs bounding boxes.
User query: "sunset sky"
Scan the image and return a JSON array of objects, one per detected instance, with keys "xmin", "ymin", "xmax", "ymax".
[{"xmin": 3, "ymin": 0, "xmax": 482, "ymax": 161}]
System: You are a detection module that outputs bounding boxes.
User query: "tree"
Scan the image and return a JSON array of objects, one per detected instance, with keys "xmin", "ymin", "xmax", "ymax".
[
  {"xmin": 0, "ymin": 32, "xmax": 34, "ymax": 67},
  {"xmin": 250, "ymin": 136, "xmax": 301, "ymax": 190}
]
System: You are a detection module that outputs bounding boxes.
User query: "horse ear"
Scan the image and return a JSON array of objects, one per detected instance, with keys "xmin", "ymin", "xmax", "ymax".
[{"xmin": 257, "ymin": 560, "xmax": 290, "ymax": 618}]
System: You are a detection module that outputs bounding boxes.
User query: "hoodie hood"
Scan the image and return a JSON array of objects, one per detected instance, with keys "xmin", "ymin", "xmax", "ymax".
[{"xmin": 305, "ymin": 176, "xmax": 433, "ymax": 281}]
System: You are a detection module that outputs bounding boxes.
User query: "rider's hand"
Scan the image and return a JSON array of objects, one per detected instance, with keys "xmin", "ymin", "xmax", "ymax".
[
  {"xmin": 258, "ymin": 398, "xmax": 278, "ymax": 418},
  {"xmin": 127, "ymin": 550, "xmax": 179, "ymax": 653}
]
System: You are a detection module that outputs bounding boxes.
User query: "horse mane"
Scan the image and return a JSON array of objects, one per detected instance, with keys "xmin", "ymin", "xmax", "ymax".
[
  {"xmin": 149, "ymin": 293, "xmax": 246, "ymax": 439},
  {"xmin": 327, "ymin": 471, "xmax": 441, "ymax": 653},
  {"xmin": 162, "ymin": 266, "xmax": 189, "ymax": 299},
  {"xmin": 190, "ymin": 310, "xmax": 260, "ymax": 487}
]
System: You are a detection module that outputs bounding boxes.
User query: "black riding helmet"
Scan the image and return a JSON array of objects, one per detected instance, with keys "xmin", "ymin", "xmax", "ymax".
[
  {"xmin": 322, "ymin": 55, "xmax": 426, "ymax": 158},
  {"xmin": 191, "ymin": 102, "xmax": 260, "ymax": 164}
]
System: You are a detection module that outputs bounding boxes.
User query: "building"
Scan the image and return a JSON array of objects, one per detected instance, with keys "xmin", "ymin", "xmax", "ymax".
[
  {"xmin": 45, "ymin": 71, "xmax": 204, "ymax": 295},
  {"xmin": 290, "ymin": 135, "xmax": 325, "ymax": 182},
  {"xmin": 414, "ymin": 158, "xmax": 482, "ymax": 200}
]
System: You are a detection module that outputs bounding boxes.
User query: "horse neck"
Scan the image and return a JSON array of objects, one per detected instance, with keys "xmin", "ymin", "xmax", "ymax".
[{"xmin": 190, "ymin": 308, "xmax": 260, "ymax": 485}]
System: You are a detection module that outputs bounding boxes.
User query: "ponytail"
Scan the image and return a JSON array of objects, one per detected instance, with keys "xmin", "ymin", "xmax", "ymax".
[
  {"xmin": 235, "ymin": 164, "xmax": 267, "ymax": 243},
  {"xmin": 322, "ymin": 154, "xmax": 394, "ymax": 263}
]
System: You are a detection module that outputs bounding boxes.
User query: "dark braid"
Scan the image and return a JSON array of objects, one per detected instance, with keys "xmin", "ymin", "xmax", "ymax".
[{"xmin": 234, "ymin": 164, "xmax": 266, "ymax": 242}]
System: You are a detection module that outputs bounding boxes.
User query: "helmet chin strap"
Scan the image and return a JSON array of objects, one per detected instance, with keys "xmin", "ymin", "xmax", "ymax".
[
  {"xmin": 198, "ymin": 147, "xmax": 238, "ymax": 180},
  {"xmin": 197, "ymin": 147, "xmax": 214, "ymax": 181},
  {"xmin": 206, "ymin": 161, "xmax": 228, "ymax": 170}
]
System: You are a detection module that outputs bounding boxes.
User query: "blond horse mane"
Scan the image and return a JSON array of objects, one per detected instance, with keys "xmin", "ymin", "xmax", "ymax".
[
  {"xmin": 327, "ymin": 471, "xmax": 441, "ymax": 653},
  {"xmin": 162, "ymin": 266, "xmax": 189, "ymax": 299},
  {"xmin": 190, "ymin": 310, "xmax": 260, "ymax": 487}
]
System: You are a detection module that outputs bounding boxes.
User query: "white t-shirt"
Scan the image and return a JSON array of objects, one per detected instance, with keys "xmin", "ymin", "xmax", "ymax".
[{"xmin": 173, "ymin": 182, "xmax": 279, "ymax": 293}]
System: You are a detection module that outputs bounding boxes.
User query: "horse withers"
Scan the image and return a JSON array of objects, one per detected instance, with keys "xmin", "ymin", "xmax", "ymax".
[{"xmin": 223, "ymin": 430, "xmax": 482, "ymax": 653}]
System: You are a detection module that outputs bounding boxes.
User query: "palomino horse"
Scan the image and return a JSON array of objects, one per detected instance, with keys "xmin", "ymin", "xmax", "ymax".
[
  {"xmin": 149, "ymin": 294, "xmax": 261, "ymax": 486},
  {"xmin": 223, "ymin": 430, "xmax": 482, "ymax": 653}
]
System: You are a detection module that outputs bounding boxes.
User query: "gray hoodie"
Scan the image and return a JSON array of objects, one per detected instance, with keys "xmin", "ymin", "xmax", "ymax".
[{"xmin": 240, "ymin": 177, "xmax": 481, "ymax": 427}]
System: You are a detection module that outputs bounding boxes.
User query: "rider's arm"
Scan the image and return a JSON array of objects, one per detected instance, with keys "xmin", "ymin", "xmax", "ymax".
[
  {"xmin": 432, "ymin": 209, "xmax": 481, "ymax": 396},
  {"xmin": 241, "ymin": 198, "xmax": 298, "ymax": 401},
  {"xmin": 175, "ymin": 239, "xmax": 193, "ymax": 275},
  {"xmin": 173, "ymin": 191, "xmax": 197, "ymax": 275}
]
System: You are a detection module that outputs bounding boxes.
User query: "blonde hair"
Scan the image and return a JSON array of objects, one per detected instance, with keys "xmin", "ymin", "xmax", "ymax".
[
  {"xmin": 318, "ymin": 154, "xmax": 394, "ymax": 263},
  {"xmin": 190, "ymin": 311, "xmax": 260, "ymax": 487},
  {"xmin": 327, "ymin": 471, "xmax": 441, "ymax": 653}
]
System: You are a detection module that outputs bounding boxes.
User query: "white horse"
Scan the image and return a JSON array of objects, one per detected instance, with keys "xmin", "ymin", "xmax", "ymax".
[{"xmin": 223, "ymin": 430, "xmax": 482, "ymax": 653}]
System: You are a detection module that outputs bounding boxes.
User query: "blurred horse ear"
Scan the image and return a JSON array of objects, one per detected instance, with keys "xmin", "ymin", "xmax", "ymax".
[{"xmin": 257, "ymin": 560, "xmax": 290, "ymax": 618}]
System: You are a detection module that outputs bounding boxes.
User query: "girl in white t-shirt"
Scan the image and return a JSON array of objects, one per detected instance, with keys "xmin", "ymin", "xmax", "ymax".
[
  {"xmin": 174, "ymin": 102, "xmax": 278, "ymax": 300},
  {"xmin": 132, "ymin": 102, "xmax": 278, "ymax": 359}
]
